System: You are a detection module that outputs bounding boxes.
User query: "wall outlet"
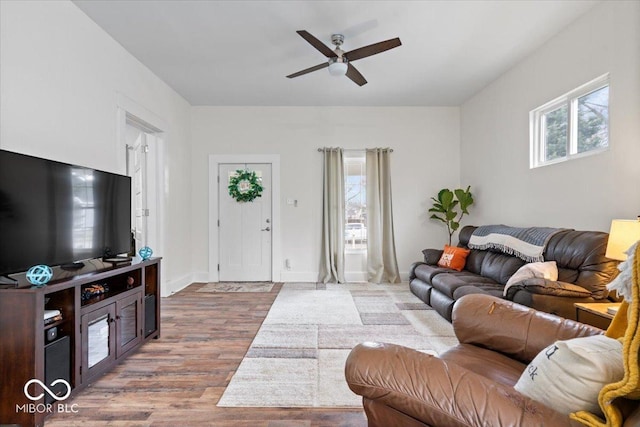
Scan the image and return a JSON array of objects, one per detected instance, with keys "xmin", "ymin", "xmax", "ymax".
[{"xmin": 285, "ymin": 259, "xmax": 291, "ymax": 270}]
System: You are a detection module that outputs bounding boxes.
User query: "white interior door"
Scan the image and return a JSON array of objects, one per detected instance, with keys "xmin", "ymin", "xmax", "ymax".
[
  {"xmin": 126, "ymin": 123, "xmax": 149, "ymax": 254},
  {"xmin": 219, "ymin": 163, "xmax": 272, "ymax": 281}
]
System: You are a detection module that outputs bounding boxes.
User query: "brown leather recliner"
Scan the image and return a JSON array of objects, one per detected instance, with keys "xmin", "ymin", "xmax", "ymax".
[{"xmin": 345, "ymin": 294, "xmax": 640, "ymax": 427}]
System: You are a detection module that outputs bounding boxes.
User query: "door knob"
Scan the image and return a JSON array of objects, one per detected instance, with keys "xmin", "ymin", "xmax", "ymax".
[{"xmin": 261, "ymin": 227, "xmax": 271, "ymax": 231}]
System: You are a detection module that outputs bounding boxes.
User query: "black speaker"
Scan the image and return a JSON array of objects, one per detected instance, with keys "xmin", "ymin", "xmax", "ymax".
[
  {"xmin": 144, "ymin": 294, "xmax": 156, "ymax": 337},
  {"xmin": 44, "ymin": 335, "xmax": 71, "ymax": 404},
  {"xmin": 45, "ymin": 326, "xmax": 58, "ymax": 343}
]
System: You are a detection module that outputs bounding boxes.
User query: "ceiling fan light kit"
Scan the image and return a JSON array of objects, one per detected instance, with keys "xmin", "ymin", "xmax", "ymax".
[
  {"xmin": 328, "ymin": 58, "xmax": 348, "ymax": 76},
  {"xmin": 287, "ymin": 30, "xmax": 401, "ymax": 86}
]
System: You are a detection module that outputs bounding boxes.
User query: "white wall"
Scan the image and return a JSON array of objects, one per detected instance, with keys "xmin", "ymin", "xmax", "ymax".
[
  {"xmin": 0, "ymin": 0, "xmax": 193, "ymax": 295},
  {"xmin": 190, "ymin": 107, "xmax": 460, "ymax": 282},
  {"xmin": 9, "ymin": 1, "xmax": 632, "ymax": 288},
  {"xmin": 461, "ymin": 0, "xmax": 640, "ymax": 232}
]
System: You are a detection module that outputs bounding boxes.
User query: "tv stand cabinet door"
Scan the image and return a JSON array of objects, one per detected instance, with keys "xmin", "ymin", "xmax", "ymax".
[
  {"xmin": 81, "ymin": 304, "xmax": 116, "ymax": 384},
  {"xmin": 115, "ymin": 291, "xmax": 143, "ymax": 357}
]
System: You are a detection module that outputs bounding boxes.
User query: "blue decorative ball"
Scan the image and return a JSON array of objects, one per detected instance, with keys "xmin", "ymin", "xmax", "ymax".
[
  {"xmin": 26, "ymin": 265, "xmax": 53, "ymax": 287},
  {"xmin": 139, "ymin": 246, "xmax": 153, "ymax": 260}
]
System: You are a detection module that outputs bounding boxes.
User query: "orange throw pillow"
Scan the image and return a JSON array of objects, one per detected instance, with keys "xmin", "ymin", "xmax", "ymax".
[{"xmin": 437, "ymin": 245, "xmax": 470, "ymax": 271}]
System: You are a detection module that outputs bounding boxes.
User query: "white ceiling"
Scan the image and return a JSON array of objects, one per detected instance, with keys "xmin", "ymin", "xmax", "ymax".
[{"xmin": 73, "ymin": 0, "xmax": 599, "ymax": 107}]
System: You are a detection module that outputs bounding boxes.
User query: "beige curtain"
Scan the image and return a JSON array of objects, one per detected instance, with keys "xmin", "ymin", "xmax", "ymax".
[
  {"xmin": 366, "ymin": 148, "xmax": 400, "ymax": 283},
  {"xmin": 319, "ymin": 147, "xmax": 346, "ymax": 283}
]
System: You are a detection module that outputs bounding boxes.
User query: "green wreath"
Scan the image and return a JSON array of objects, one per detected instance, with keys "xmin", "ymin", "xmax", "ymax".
[{"xmin": 228, "ymin": 169, "xmax": 264, "ymax": 202}]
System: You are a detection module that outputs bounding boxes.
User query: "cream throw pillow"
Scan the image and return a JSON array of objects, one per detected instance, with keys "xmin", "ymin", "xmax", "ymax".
[
  {"xmin": 504, "ymin": 261, "xmax": 558, "ymax": 296},
  {"xmin": 514, "ymin": 335, "xmax": 624, "ymax": 415}
]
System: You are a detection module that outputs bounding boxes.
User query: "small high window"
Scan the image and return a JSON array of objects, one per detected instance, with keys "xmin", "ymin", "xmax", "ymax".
[{"xmin": 530, "ymin": 74, "xmax": 609, "ymax": 168}]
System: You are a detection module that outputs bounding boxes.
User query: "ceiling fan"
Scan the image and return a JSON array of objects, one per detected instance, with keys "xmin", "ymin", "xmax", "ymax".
[{"xmin": 286, "ymin": 30, "xmax": 402, "ymax": 86}]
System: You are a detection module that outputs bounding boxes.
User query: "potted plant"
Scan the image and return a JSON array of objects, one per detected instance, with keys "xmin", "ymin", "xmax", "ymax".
[{"xmin": 429, "ymin": 186, "xmax": 474, "ymax": 245}]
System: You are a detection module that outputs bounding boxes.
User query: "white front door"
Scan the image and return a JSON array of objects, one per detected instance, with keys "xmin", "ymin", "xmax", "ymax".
[{"xmin": 218, "ymin": 163, "xmax": 272, "ymax": 281}]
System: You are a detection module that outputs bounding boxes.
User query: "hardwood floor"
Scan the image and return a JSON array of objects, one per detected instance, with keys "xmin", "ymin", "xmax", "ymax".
[{"xmin": 46, "ymin": 283, "xmax": 367, "ymax": 426}]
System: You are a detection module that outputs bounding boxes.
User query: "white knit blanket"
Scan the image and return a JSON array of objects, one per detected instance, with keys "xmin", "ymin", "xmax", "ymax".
[{"xmin": 468, "ymin": 225, "xmax": 565, "ymax": 262}]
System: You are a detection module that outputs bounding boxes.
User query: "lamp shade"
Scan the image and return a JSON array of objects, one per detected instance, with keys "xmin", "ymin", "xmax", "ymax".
[
  {"xmin": 605, "ymin": 219, "xmax": 640, "ymax": 261},
  {"xmin": 328, "ymin": 61, "xmax": 348, "ymax": 76}
]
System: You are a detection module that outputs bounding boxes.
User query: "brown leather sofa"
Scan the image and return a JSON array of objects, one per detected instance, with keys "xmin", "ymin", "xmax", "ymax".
[
  {"xmin": 345, "ymin": 294, "xmax": 640, "ymax": 427},
  {"xmin": 409, "ymin": 225, "xmax": 619, "ymax": 321}
]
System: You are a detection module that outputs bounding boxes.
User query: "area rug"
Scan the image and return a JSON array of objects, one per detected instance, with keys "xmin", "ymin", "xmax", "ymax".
[
  {"xmin": 217, "ymin": 282, "xmax": 458, "ymax": 408},
  {"xmin": 196, "ymin": 282, "xmax": 276, "ymax": 293}
]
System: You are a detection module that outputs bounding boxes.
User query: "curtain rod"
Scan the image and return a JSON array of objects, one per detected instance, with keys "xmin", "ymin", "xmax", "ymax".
[{"xmin": 317, "ymin": 148, "xmax": 393, "ymax": 152}]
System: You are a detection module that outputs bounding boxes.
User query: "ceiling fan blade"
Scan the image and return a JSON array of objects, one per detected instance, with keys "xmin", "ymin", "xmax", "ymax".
[
  {"xmin": 345, "ymin": 37, "xmax": 402, "ymax": 62},
  {"xmin": 286, "ymin": 62, "xmax": 329, "ymax": 79},
  {"xmin": 296, "ymin": 30, "xmax": 337, "ymax": 58},
  {"xmin": 346, "ymin": 64, "xmax": 367, "ymax": 86}
]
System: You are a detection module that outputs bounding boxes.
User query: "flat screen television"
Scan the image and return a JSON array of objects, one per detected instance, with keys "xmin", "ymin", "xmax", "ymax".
[{"xmin": 0, "ymin": 149, "xmax": 132, "ymax": 276}]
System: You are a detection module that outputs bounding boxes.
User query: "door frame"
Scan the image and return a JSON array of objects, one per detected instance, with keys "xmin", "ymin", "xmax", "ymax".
[
  {"xmin": 209, "ymin": 154, "xmax": 281, "ymax": 283},
  {"xmin": 116, "ymin": 93, "xmax": 167, "ymax": 294}
]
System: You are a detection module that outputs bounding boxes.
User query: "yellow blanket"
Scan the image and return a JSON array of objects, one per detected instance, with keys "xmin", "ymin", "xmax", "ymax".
[{"xmin": 571, "ymin": 243, "xmax": 640, "ymax": 426}]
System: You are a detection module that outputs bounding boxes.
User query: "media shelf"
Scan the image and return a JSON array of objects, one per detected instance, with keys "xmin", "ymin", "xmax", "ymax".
[
  {"xmin": 80, "ymin": 269, "xmax": 142, "ymax": 308},
  {"xmin": 0, "ymin": 258, "xmax": 161, "ymax": 427}
]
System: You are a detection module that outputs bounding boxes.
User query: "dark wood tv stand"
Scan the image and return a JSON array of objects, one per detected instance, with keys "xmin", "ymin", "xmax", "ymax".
[{"xmin": 0, "ymin": 258, "xmax": 161, "ymax": 427}]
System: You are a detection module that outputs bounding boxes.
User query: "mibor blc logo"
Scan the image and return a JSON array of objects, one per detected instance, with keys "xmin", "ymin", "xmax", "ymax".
[
  {"xmin": 24, "ymin": 379, "xmax": 71, "ymax": 401},
  {"xmin": 16, "ymin": 379, "xmax": 78, "ymax": 414}
]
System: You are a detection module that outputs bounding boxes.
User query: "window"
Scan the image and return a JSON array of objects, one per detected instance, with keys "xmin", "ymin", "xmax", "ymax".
[
  {"xmin": 530, "ymin": 74, "xmax": 609, "ymax": 168},
  {"xmin": 344, "ymin": 153, "xmax": 366, "ymax": 251},
  {"xmin": 72, "ymin": 168, "xmax": 95, "ymax": 251}
]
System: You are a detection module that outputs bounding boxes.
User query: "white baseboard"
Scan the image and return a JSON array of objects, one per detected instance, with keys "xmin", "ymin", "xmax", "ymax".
[
  {"xmin": 345, "ymin": 271, "xmax": 368, "ymax": 282},
  {"xmin": 162, "ymin": 271, "xmax": 208, "ymax": 297},
  {"xmin": 279, "ymin": 271, "xmax": 318, "ymax": 282},
  {"xmin": 162, "ymin": 270, "xmax": 411, "ymax": 292},
  {"xmin": 344, "ymin": 271, "xmax": 411, "ymax": 283},
  {"xmin": 190, "ymin": 271, "xmax": 210, "ymax": 284},
  {"xmin": 280, "ymin": 270, "xmax": 410, "ymax": 283}
]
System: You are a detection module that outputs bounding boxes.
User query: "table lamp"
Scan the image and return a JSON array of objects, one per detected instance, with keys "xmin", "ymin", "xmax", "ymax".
[{"xmin": 605, "ymin": 219, "xmax": 640, "ymax": 261}]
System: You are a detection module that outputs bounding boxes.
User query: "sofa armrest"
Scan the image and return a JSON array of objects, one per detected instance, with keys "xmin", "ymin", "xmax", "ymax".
[
  {"xmin": 505, "ymin": 278, "xmax": 592, "ymax": 300},
  {"xmin": 345, "ymin": 342, "xmax": 573, "ymax": 427},
  {"xmin": 452, "ymin": 294, "xmax": 602, "ymax": 364},
  {"xmin": 409, "ymin": 261, "xmax": 425, "ymax": 281},
  {"xmin": 422, "ymin": 248, "xmax": 443, "ymax": 265}
]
